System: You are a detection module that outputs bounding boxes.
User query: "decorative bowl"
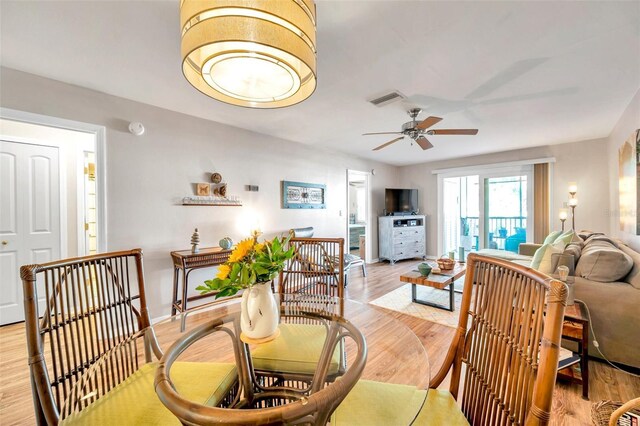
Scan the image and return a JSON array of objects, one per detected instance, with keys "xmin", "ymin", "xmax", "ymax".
[
  {"xmin": 219, "ymin": 237, "xmax": 233, "ymax": 250},
  {"xmin": 437, "ymin": 256, "xmax": 456, "ymax": 270},
  {"xmin": 418, "ymin": 263, "xmax": 432, "ymax": 276}
]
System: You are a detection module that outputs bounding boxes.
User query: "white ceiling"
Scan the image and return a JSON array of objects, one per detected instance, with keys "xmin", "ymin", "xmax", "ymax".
[{"xmin": 1, "ymin": 1, "xmax": 639, "ymax": 166}]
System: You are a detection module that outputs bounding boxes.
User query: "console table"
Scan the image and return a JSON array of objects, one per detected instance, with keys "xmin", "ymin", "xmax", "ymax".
[{"xmin": 170, "ymin": 247, "xmax": 231, "ymax": 315}]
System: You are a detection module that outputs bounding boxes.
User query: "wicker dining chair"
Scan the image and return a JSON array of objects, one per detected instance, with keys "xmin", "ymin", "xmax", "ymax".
[
  {"xmin": 332, "ymin": 253, "xmax": 568, "ymax": 426},
  {"xmin": 290, "ymin": 227, "xmax": 366, "ymax": 286},
  {"xmin": 22, "ymin": 249, "xmax": 238, "ymax": 425},
  {"xmin": 251, "ymin": 238, "xmax": 346, "ymax": 387}
]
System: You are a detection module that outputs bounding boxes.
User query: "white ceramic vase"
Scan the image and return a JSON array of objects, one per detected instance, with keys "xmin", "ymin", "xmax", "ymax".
[{"xmin": 240, "ymin": 281, "xmax": 279, "ymax": 339}]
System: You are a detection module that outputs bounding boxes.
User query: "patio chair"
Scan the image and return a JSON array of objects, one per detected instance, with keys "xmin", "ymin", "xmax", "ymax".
[
  {"xmin": 22, "ymin": 249, "xmax": 237, "ymax": 425},
  {"xmin": 332, "ymin": 253, "xmax": 568, "ymax": 425}
]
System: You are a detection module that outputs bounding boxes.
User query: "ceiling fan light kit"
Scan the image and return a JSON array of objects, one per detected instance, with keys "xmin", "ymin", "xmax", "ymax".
[
  {"xmin": 364, "ymin": 108, "xmax": 479, "ymax": 151},
  {"xmin": 180, "ymin": 0, "xmax": 317, "ymax": 108}
]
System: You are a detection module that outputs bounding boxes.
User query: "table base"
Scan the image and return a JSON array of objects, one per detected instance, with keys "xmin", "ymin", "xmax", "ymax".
[{"xmin": 411, "ymin": 283, "xmax": 455, "ymax": 312}]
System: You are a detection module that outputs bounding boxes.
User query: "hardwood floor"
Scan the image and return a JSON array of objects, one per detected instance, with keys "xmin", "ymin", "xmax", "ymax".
[{"xmin": 1, "ymin": 260, "xmax": 638, "ymax": 425}]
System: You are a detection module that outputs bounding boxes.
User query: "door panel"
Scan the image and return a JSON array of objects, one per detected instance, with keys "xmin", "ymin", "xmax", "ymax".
[
  {"xmin": 0, "ymin": 153, "xmax": 17, "ymax": 234},
  {"xmin": 0, "ymin": 140, "xmax": 60, "ymax": 325},
  {"xmin": 0, "ymin": 251, "xmax": 18, "ymax": 309},
  {"xmin": 30, "ymin": 156, "xmax": 53, "ymax": 233}
]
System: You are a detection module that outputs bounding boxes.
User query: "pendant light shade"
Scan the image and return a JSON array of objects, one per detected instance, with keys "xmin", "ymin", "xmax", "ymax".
[{"xmin": 180, "ymin": 0, "xmax": 317, "ymax": 108}]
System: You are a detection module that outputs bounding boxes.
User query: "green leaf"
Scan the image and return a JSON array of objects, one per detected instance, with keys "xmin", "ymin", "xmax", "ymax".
[
  {"xmin": 230, "ymin": 263, "xmax": 241, "ymax": 281},
  {"xmin": 271, "ymin": 236, "xmax": 281, "ymax": 253},
  {"xmin": 215, "ymin": 287, "xmax": 240, "ymax": 299}
]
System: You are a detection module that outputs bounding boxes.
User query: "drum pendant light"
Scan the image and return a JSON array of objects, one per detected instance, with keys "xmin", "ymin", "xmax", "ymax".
[{"xmin": 180, "ymin": 0, "xmax": 317, "ymax": 109}]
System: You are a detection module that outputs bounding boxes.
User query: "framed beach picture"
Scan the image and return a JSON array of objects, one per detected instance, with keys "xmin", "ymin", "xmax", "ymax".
[
  {"xmin": 619, "ymin": 129, "xmax": 640, "ymax": 235},
  {"xmin": 282, "ymin": 181, "xmax": 326, "ymax": 209}
]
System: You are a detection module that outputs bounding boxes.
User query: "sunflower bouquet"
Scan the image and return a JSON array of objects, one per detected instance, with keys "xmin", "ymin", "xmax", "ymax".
[{"xmin": 197, "ymin": 234, "xmax": 295, "ymax": 298}]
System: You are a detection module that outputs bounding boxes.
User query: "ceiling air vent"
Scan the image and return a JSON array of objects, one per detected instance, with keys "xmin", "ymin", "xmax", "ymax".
[{"xmin": 368, "ymin": 91, "xmax": 406, "ymax": 107}]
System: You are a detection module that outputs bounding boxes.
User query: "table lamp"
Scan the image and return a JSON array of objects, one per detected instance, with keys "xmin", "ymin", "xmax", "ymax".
[{"xmin": 559, "ymin": 209, "xmax": 568, "ymax": 231}]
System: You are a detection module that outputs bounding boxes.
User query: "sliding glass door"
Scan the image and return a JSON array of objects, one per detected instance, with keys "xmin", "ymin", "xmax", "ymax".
[
  {"xmin": 439, "ymin": 165, "xmax": 533, "ymax": 257},
  {"xmin": 483, "ymin": 173, "xmax": 531, "ymax": 253}
]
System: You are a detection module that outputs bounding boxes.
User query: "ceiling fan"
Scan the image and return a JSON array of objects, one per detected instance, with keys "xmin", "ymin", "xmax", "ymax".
[{"xmin": 363, "ymin": 108, "xmax": 478, "ymax": 151}]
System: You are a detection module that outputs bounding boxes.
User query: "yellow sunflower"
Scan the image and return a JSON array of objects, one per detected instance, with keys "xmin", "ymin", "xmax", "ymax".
[
  {"xmin": 229, "ymin": 238, "xmax": 254, "ymax": 262},
  {"xmin": 216, "ymin": 264, "xmax": 231, "ymax": 280},
  {"xmin": 254, "ymin": 242, "xmax": 265, "ymax": 254}
]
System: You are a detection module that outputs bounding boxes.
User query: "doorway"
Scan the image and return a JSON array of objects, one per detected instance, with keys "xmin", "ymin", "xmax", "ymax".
[
  {"xmin": 346, "ymin": 170, "xmax": 371, "ymax": 263},
  {"xmin": 0, "ymin": 114, "xmax": 104, "ymax": 325}
]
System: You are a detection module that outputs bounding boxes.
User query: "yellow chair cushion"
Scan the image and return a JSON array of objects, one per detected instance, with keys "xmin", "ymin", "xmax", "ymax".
[
  {"xmin": 61, "ymin": 362, "xmax": 237, "ymax": 425},
  {"xmin": 332, "ymin": 380, "xmax": 469, "ymax": 426},
  {"xmin": 251, "ymin": 323, "xmax": 342, "ymax": 375},
  {"xmin": 412, "ymin": 389, "xmax": 469, "ymax": 425}
]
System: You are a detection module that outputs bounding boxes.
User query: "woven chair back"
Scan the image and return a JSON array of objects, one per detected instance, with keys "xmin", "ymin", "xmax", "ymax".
[
  {"xmin": 278, "ymin": 238, "xmax": 345, "ymax": 317},
  {"xmin": 21, "ymin": 249, "xmax": 157, "ymax": 425},
  {"xmin": 431, "ymin": 254, "xmax": 567, "ymax": 426}
]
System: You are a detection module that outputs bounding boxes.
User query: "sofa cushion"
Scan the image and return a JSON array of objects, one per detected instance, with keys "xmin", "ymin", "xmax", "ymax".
[
  {"xmin": 531, "ymin": 240, "xmax": 566, "ymax": 274},
  {"xmin": 618, "ymin": 243, "xmax": 640, "ymax": 289},
  {"xmin": 563, "ymin": 240, "xmax": 583, "ymax": 264},
  {"xmin": 578, "ymin": 230, "xmax": 605, "ymax": 241},
  {"xmin": 575, "ymin": 239, "xmax": 633, "ymax": 282},
  {"xmin": 554, "ymin": 230, "xmax": 576, "ymax": 246},
  {"xmin": 543, "ymin": 231, "xmax": 562, "ymax": 245}
]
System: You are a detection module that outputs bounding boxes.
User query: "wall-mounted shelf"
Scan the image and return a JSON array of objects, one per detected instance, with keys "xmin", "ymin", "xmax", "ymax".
[{"xmin": 182, "ymin": 196, "xmax": 242, "ymax": 206}]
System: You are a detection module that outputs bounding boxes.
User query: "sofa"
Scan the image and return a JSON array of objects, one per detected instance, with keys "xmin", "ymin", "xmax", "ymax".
[{"xmin": 479, "ymin": 231, "xmax": 640, "ymax": 369}]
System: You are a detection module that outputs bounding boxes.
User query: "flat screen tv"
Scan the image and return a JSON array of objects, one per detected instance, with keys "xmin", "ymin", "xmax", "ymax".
[{"xmin": 385, "ymin": 188, "xmax": 418, "ymax": 215}]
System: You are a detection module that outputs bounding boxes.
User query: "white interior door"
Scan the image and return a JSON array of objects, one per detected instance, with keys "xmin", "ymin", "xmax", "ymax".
[{"xmin": 0, "ymin": 140, "xmax": 60, "ymax": 325}]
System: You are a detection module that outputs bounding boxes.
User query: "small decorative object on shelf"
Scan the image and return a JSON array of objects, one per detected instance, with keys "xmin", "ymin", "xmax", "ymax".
[
  {"xmin": 190, "ymin": 228, "xmax": 200, "ymax": 254},
  {"xmin": 219, "ymin": 237, "xmax": 233, "ymax": 250},
  {"xmin": 197, "ymin": 232, "xmax": 295, "ymax": 341},
  {"xmin": 211, "ymin": 172, "xmax": 222, "ymax": 184},
  {"xmin": 213, "ymin": 183, "xmax": 227, "ymax": 197},
  {"xmin": 182, "ymin": 196, "xmax": 242, "ymax": 206},
  {"xmin": 196, "ymin": 183, "xmax": 211, "ymax": 196}
]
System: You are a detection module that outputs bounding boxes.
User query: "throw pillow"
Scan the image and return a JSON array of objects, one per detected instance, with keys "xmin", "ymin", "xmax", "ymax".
[
  {"xmin": 530, "ymin": 240, "xmax": 566, "ymax": 274},
  {"xmin": 543, "ymin": 231, "xmax": 562, "ymax": 245},
  {"xmin": 576, "ymin": 238, "xmax": 633, "ymax": 282},
  {"xmin": 554, "ymin": 229, "xmax": 576, "ymax": 246}
]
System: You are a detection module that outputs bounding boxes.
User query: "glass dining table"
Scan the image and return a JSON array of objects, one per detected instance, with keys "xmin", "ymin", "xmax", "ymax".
[{"xmin": 64, "ymin": 293, "xmax": 430, "ymax": 425}]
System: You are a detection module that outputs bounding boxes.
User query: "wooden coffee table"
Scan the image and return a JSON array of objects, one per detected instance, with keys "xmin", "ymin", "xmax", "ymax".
[{"xmin": 399, "ymin": 262, "xmax": 466, "ymax": 311}]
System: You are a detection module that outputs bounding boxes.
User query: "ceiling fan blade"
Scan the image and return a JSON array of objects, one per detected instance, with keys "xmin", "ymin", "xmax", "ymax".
[
  {"xmin": 415, "ymin": 136, "xmax": 433, "ymax": 151},
  {"xmin": 362, "ymin": 132, "xmax": 402, "ymax": 136},
  {"xmin": 415, "ymin": 116, "xmax": 442, "ymax": 130},
  {"xmin": 372, "ymin": 137, "xmax": 404, "ymax": 151},
  {"xmin": 430, "ymin": 129, "xmax": 479, "ymax": 135}
]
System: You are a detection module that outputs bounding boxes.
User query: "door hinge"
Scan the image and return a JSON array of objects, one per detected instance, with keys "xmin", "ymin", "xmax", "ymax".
[{"xmin": 84, "ymin": 223, "xmax": 89, "ymax": 231}]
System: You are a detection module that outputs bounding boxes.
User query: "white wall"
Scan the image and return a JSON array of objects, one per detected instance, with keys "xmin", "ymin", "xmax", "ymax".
[
  {"xmin": 0, "ymin": 118, "xmax": 95, "ymax": 257},
  {"xmin": 0, "ymin": 67, "xmax": 398, "ymax": 318},
  {"xmin": 607, "ymin": 89, "xmax": 640, "ymax": 250},
  {"xmin": 398, "ymin": 138, "xmax": 611, "ymax": 256}
]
